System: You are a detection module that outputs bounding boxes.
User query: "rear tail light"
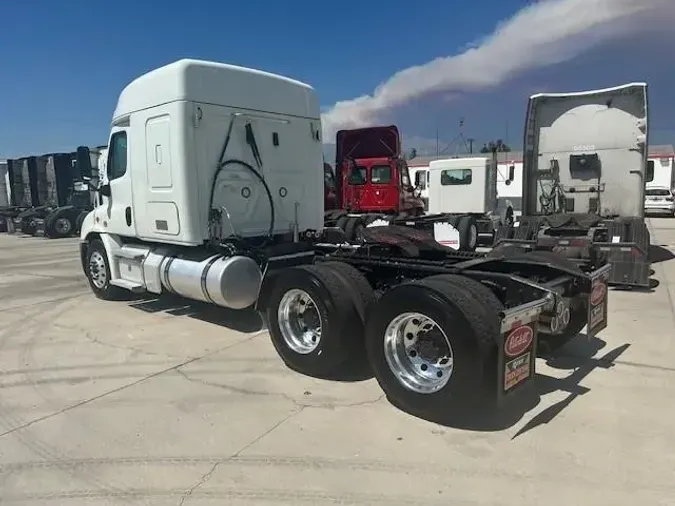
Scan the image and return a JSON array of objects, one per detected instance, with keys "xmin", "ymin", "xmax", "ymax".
[{"xmin": 666, "ymin": 197, "xmax": 674, "ymax": 202}]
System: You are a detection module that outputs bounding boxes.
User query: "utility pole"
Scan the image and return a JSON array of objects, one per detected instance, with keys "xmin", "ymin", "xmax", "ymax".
[
  {"xmin": 435, "ymin": 125, "xmax": 439, "ymax": 158},
  {"xmin": 467, "ymin": 138, "xmax": 474, "ymax": 154}
]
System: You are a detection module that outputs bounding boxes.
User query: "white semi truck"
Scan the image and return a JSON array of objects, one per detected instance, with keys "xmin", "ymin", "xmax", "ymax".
[
  {"xmin": 427, "ymin": 156, "xmax": 516, "ymax": 249},
  {"xmin": 77, "ymin": 59, "xmax": 612, "ymax": 417}
]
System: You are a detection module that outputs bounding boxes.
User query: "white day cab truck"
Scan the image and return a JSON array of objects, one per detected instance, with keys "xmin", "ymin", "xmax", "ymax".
[
  {"xmin": 425, "ymin": 156, "xmax": 516, "ymax": 250},
  {"xmin": 77, "ymin": 59, "xmax": 612, "ymax": 420}
]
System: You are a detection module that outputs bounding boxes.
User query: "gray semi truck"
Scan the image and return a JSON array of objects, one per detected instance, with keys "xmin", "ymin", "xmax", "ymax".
[{"xmin": 493, "ymin": 83, "xmax": 652, "ymax": 289}]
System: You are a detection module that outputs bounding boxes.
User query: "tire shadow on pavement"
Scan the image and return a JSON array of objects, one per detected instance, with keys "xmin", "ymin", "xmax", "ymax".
[
  {"xmin": 650, "ymin": 244, "xmax": 675, "ymax": 264},
  {"xmin": 386, "ymin": 335, "xmax": 630, "ymax": 435},
  {"xmin": 510, "ymin": 338, "xmax": 631, "ymax": 439}
]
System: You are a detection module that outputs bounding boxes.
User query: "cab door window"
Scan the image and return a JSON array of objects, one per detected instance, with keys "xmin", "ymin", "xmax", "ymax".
[{"xmin": 108, "ymin": 132, "xmax": 128, "ymax": 180}]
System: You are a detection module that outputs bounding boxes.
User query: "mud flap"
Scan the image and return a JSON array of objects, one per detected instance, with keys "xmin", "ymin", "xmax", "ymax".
[
  {"xmin": 595, "ymin": 218, "xmax": 650, "ymax": 288},
  {"xmin": 586, "ymin": 263, "xmax": 611, "ymax": 339},
  {"xmin": 496, "ymin": 297, "xmax": 550, "ymax": 406},
  {"xmin": 433, "ymin": 222, "xmax": 461, "ymax": 250}
]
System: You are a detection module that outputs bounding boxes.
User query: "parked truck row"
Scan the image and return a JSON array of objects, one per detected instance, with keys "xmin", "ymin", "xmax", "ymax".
[
  {"xmin": 71, "ymin": 59, "xmax": 614, "ymax": 420},
  {"xmin": 0, "ymin": 147, "xmax": 107, "ymax": 237}
]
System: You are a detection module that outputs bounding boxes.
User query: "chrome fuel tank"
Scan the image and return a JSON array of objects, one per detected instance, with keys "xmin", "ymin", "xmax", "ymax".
[{"xmin": 159, "ymin": 254, "xmax": 262, "ymax": 310}]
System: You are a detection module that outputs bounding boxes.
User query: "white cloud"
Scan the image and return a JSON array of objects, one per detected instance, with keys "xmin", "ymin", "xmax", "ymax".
[{"xmin": 321, "ymin": 0, "xmax": 675, "ymax": 142}]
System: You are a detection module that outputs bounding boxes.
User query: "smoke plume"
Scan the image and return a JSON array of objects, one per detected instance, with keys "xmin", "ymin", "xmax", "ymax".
[{"xmin": 321, "ymin": 0, "xmax": 675, "ymax": 141}]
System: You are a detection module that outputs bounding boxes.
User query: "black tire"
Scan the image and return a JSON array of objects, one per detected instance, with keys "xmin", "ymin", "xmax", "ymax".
[
  {"xmin": 85, "ymin": 239, "xmax": 127, "ymax": 300},
  {"xmin": 266, "ymin": 264, "xmax": 364, "ymax": 378},
  {"xmin": 344, "ymin": 217, "xmax": 366, "ymax": 242},
  {"xmin": 21, "ymin": 218, "xmax": 37, "ymax": 235},
  {"xmin": 47, "ymin": 214, "xmax": 74, "ymax": 238},
  {"xmin": 43, "ymin": 212, "xmax": 59, "ymax": 238},
  {"xmin": 364, "ymin": 279, "xmax": 497, "ymax": 415},
  {"xmin": 320, "ymin": 261, "xmax": 375, "ymax": 322},
  {"xmin": 457, "ymin": 215, "xmax": 478, "ymax": 252}
]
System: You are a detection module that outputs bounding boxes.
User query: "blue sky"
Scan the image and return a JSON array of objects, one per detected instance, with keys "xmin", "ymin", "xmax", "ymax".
[{"xmin": 1, "ymin": 0, "xmax": 674, "ymax": 159}]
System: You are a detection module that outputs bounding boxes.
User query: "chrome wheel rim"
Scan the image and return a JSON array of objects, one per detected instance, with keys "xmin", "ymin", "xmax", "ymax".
[
  {"xmin": 277, "ymin": 289, "xmax": 322, "ymax": 354},
  {"xmin": 384, "ymin": 312, "xmax": 454, "ymax": 394},
  {"xmin": 55, "ymin": 218, "xmax": 71, "ymax": 235},
  {"xmin": 89, "ymin": 251, "xmax": 107, "ymax": 289}
]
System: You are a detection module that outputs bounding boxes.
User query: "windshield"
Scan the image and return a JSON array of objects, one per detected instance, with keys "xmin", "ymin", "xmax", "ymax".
[
  {"xmin": 370, "ymin": 165, "xmax": 392, "ymax": 184},
  {"xmin": 348, "ymin": 166, "xmax": 367, "ymax": 185},
  {"xmin": 646, "ymin": 189, "xmax": 672, "ymax": 197}
]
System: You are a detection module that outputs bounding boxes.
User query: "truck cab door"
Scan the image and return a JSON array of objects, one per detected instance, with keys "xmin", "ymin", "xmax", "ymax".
[{"xmin": 101, "ymin": 128, "xmax": 136, "ymax": 236}]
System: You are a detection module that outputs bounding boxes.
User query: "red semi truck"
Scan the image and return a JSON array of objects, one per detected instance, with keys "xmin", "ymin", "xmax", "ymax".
[{"xmin": 324, "ymin": 125, "xmax": 429, "ymax": 241}]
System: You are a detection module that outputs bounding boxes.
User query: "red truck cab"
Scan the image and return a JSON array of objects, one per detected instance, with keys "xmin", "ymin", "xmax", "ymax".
[{"xmin": 335, "ymin": 126, "xmax": 424, "ymax": 217}]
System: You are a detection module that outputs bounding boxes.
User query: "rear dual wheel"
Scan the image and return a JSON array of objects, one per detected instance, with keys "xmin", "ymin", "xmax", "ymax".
[
  {"xmin": 266, "ymin": 262, "xmax": 373, "ymax": 377},
  {"xmin": 335, "ymin": 216, "xmax": 366, "ymax": 242},
  {"xmin": 267, "ymin": 263, "xmax": 504, "ymax": 414},
  {"xmin": 365, "ymin": 275, "xmax": 502, "ymax": 414}
]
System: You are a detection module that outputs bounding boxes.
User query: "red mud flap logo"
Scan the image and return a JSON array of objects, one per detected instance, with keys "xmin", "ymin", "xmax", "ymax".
[
  {"xmin": 504, "ymin": 325, "xmax": 534, "ymax": 357},
  {"xmin": 499, "ymin": 323, "xmax": 537, "ymax": 398},
  {"xmin": 590, "ymin": 282, "xmax": 606, "ymax": 306}
]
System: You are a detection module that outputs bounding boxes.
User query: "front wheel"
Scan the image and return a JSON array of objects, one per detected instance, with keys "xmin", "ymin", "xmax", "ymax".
[{"xmin": 85, "ymin": 239, "xmax": 127, "ymax": 300}]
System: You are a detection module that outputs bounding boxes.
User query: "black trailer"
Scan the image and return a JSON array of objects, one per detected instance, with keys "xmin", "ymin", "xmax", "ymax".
[
  {"xmin": 0, "ymin": 157, "xmax": 45, "ymax": 234},
  {"xmin": 34, "ymin": 152, "xmax": 94, "ymax": 238},
  {"xmin": 4, "ymin": 151, "xmax": 94, "ymax": 238}
]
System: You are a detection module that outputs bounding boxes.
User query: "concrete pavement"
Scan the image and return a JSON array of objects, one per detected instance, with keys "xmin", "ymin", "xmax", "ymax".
[{"xmin": 0, "ymin": 220, "xmax": 674, "ymax": 505}]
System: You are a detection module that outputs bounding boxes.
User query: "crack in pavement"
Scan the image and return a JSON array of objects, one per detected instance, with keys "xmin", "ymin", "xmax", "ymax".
[
  {"xmin": 176, "ymin": 407, "xmax": 306, "ymax": 505},
  {"xmin": 174, "ymin": 368, "xmax": 385, "ymax": 409},
  {"xmin": 0, "ymin": 332, "xmax": 264, "ymax": 439},
  {"xmin": 81, "ymin": 329, "xmax": 185, "ymax": 361},
  {"xmin": 178, "ymin": 462, "xmax": 220, "ymax": 506}
]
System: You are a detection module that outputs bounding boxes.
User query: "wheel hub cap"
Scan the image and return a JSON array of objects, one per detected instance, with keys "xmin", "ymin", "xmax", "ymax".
[
  {"xmin": 277, "ymin": 289, "xmax": 322, "ymax": 354},
  {"xmin": 55, "ymin": 218, "xmax": 71, "ymax": 234},
  {"xmin": 89, "ymin": 251, "xmax": 107, "ymax": 289},
  {"xmin": 384, "ymin": 312, "xmax": 454, "ymax": 394}
]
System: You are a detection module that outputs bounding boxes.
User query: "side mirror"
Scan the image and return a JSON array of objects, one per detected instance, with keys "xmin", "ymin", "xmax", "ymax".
[
  {"xmin": 76, "ymin": 146, "xmax": 93, "ymax": 179},
  {"xmin": 508, "ymin": 165, "xmax": 515, "ymax": 182},
  {"xmin": 99, "ymin": 184, "xmax": 111, "ymax": 197}
]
